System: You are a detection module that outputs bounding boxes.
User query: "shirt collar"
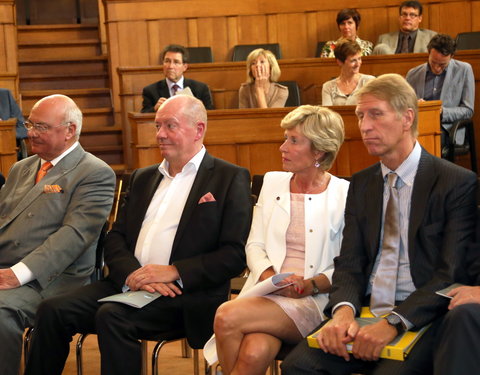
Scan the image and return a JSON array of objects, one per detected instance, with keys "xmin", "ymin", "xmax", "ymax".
[
  {"xmin": 158, "ymin": 145, "xmax": 206, "ymax": 178},
  {"xmin": 381, "ymin": 141, "xmax": 421, "ymax": 187},
  {"xmin": 166, "ymin": 76, "xmax": 185, "ymax": 90},
  {"xmin": 40, "ymin": 141, "xmax": 79, "ymax": 167}
]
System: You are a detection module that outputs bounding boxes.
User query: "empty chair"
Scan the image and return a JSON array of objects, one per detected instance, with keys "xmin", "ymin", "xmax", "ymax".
[
  {"xmin": 232, "ymin": 43, "xmax": 282, "ymax": 61},
  {"xmin": 455, "ymin": 32, "xmax": 480, "ymax": 51},
  {"xmin": 186, "ymin": 47, "xmax": 214, "ymax": 63},
  {"xmin": 278, "ymin": 80, "xmax": 301, "ymax": 107},
  {"xmin": 442, "ymin": 118, "xmax": 477, "ymax": 173}
]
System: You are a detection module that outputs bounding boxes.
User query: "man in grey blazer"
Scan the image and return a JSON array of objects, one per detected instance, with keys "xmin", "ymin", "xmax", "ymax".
[
  {"xmin": 0, "ymin": 94, "xmax": 116, "ymax": 375},
  {"xmin": 141, "ymin": 44, "xmax": 213, "ymax": 112},
  {"xmin": 373, "ymin": 1, "xmax": 437, "ymax": 55},
  {"xmin": 406, "ymin": 34, "xmax": 475, "ymax": 146},
  {"xmin": 281, "ymin": 74, "xmax": 477, "ymax": 375}
]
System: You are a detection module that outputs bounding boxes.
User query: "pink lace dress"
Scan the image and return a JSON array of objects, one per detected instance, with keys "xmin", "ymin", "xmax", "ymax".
[{"xmin": 263, "ymin": 193, "xmax": 323, "ymax": 336}]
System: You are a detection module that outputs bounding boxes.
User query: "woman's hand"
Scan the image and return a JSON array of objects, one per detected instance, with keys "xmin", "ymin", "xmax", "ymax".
[
  {"xmin": 274, "ymin": 274, "xmax": 306, "ymax": 298},
  {"xmin": 253, "ymin": 64, "xmax": 270, "ymax": 92}
]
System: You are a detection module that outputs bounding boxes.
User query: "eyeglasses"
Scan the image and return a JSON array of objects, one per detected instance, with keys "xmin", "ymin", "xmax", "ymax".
[
  {"xmin": 163, "ymin": 59, "xmax": 184, "ymax": 66},
  {"xmin": 400, "ymin": 12, "xmax": 419, "ymax": 18},
  {"xmin": 24, "ymin": 120, "xmax": 71, "ymax": 133}
]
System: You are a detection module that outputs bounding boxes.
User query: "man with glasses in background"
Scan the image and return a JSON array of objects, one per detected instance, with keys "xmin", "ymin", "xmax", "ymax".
[
  {"xmin": 373, "ymin": 1, "xmax": 437, "ymax": 55},
  {"xmin": 0, "ymin": 94, "xmax": 115, "ymax": 375},
  {"xmin": 141, "ymin": 44, "xmax": 214, "ymax": 112}
]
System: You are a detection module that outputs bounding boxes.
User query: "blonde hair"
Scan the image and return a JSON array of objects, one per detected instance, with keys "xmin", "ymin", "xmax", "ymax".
[
  {"xmin": 281, "ymin": 105, "xmax": 345, "ymax": 170},
  {"xmin": 357, "ymin": 73, "xmax": 418, "ymax": 136},
  {"xmin": 245, "ymin": 48, "xmax": 281, "ymax": 83}
]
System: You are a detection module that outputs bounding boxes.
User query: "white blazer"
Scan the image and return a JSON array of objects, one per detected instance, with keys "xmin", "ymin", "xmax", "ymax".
[{"xmin": 241, "ymin": 171, "xmax": 349, "ymax": 312}]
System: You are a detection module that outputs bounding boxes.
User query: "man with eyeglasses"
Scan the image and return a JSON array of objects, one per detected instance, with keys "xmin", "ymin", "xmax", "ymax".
[
  {"xmin": 406, "ymin": 33, "xmax": 474, "ymax": 151},
  {"xmin": 373, "ymin": 1, "xmax": 437, "ymax": 55},
  {"xmin": 0, "ymin": 94, "xmax": 116, "ymax": 375},
  {"xmin": 141, "ymin": 44, "xmax": 214, "ymax": 112}
]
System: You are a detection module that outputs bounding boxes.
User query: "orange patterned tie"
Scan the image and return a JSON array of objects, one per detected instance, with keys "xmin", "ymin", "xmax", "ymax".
[{"xmin": 35, "ymin": 161, "xmax": 53, "ymax": 184}]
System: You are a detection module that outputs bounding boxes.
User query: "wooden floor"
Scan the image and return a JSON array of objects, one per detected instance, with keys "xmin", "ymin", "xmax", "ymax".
[{"xmin": 21, "ymin": 334, "xmax": 209, "ymax": 375}]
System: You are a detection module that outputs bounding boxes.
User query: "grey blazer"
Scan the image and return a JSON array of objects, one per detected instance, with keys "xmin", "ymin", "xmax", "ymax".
[
  {"xmin": 0, "ymin": 144, "xmax": 116, "ymax": 295},
  {"xmin": 406, "ymin": 58, "xmax": 475, "ymax": 126},
  {"xmin": 375, "ymin": 29, "xmax": 437, "ymax": 54}
]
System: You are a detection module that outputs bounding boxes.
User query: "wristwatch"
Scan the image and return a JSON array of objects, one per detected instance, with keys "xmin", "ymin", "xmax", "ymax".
[
  {"xmin": 384, "ymin": 313, "xmax": 406, "ymax": 335},
  {"xmin": 311, "ymin": 279, "xmax": 320, "ymax": 296}
]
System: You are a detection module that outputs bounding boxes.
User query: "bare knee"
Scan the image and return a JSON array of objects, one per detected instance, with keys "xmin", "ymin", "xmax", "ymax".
[
  {"xmin": 236, "ymin": 335, "xmax": 275, "ymax": 373},
  {"xmin": 214, "ymin": 300, "xmax": 240, "ymax": 336}
]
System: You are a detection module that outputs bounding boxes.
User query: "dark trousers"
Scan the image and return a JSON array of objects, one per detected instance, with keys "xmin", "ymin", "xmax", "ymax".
[
  {"xmin": 434, "ymin": 303, "xmax": 480, "ymax": 375},
  {"xmin": 281, "ymin": 318, "xmax": 442, "ymax": 375},
  {"xmin": 24, "ymin": 279, "xmax": 184, "ymax": 375}
]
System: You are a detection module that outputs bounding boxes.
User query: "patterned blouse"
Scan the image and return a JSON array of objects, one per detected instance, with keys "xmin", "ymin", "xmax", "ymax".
[{"xmin": 320, "ymin": 37, "xmax": 373, "ymax": 58}]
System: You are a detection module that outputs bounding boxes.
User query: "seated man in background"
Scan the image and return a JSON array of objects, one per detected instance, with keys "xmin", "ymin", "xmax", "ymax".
[
  {"xmin": 0, "ymin": 94, "xmax": 116, "ymax": 375},
  {"xmin": 0, "ymin": 88, "xmax": 28, "ymax": 158},
  {"xmin": 373, "ymin": 1, "xmax": 436, "ymax": 55},
  {"xmin": 141, "ymin": 44, "xmax": 214, "ymax": 112},
  {"xmin": 281, "ymin": 74, "xmax": 477, "ymax": 375},
  {"xmin": 406, "ymin": 33, "xmax": 474, "ymax": 148},
  {"xmin": 25, "ymin": 95, "xmax": 252, "ymax": 375}
]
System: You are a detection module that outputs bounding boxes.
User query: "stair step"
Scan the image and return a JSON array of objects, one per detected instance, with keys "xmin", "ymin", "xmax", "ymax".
[
  {"xmin": 21, "ymin": 88, "xmax": 112, "ymax": 112},
  {"xmin": 20, "ymin": 72, "xmax": 109, "ymax": 91},
  {"xmin": 18, "ymin": 24, "xmax": 99, "ymax": 43},
  {"xmin": 18, "ymin": 39, "xmax": 101, "ymax": 60},
  {"xmin": 19, "ymin": 56, "xmax": 108, "ymax": 75}
]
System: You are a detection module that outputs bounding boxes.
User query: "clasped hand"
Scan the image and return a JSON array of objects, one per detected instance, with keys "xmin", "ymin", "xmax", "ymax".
[
  {"xmin": 316, "ymin": 306, "xmax": 397, "ymax": 362},
  {"xmin": 126, "ymin": 265, "xmax": 182, "ymax": 297},
  {"xmin": 448, "ymin": 285, "xmax": 480, "ymax": 309}
]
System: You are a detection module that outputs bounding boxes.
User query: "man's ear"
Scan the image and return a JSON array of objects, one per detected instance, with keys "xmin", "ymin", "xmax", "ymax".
[
  {"xmin": 402, "ymin": 108, "xmax": 415, "ymax": 132},
  {"xmin": 65, "ymin": 123, "xmax": 77, "ymax": 140},
  {"xmin": 195, "ymin": 121, "xmax": 206, "ymax": 141}
]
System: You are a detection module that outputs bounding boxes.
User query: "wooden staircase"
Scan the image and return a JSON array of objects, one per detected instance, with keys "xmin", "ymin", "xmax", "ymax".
[{"xmin": 17, "ymin": 24, "xmax": 125, "ymax": 174}]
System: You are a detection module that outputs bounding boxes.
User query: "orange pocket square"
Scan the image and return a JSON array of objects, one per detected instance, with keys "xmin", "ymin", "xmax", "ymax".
[
  {"xmin": 198, "ymin": 192, "xmax": 216, "ymax": 204},
  {"xmin": 43, "ymin": 184, "xmax": 64, "ymax": 193}
]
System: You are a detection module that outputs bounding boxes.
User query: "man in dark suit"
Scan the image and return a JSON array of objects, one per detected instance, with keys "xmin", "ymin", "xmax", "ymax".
[
  {"xmin": 25, "ymin": 95, "xmax": 252, "ymax": 375},
  {"xmin": 281, "ymin": 73, "xmax": 477, "ymax": 375},
  {"xmin": 141, "ymin": 44, "xmax": 214, "ymax": 112},
  {"xmin": 0, "ymin": 94, "xmax": 115, "ymax": 375}
]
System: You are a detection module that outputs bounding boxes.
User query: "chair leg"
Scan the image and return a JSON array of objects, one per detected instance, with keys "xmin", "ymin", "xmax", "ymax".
[
  {"xmin": 193, "ymin": 349, "xmax": 199, "ymax": 375},
  {"xmin": 76, "ymin": 333, "xmax": 89, "ymax": 375},
  {"xmin": 151, "ymin": 340, "xmax": 168, "ymax": 375},
  {"xmin": 181, "ymin": 338, "xmax": 192, "ymax": 358},
  {"xmin": 141, "ymin": 340, "xmax": 149, "ymax": 375},
  {"xmin": 23, "ymin": 327, "xmax": 34, "ymax": 368}
]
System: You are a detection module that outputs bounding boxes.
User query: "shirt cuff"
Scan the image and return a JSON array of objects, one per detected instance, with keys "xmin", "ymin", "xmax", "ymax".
[
  {"xmin": 332, "ymin": 302, "xmax": 356, "ymax": 316},
  {"xmin": 391, "ymin": 311, "xmax": 414, "ymax": 331},
  {"xmin": 11, "ymin": 262, "xmax": 35, "ymax": 286}
]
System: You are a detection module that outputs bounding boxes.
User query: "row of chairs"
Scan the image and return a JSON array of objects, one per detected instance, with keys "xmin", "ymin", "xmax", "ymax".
[{"xmin": 188, "ymin": 32, "xmax": 480, "ymax": 63}]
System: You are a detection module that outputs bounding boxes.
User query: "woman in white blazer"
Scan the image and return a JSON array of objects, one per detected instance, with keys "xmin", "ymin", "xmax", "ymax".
[{"xmin": 214, "ymin": 105, "xmax": 349, "ymax": 375}]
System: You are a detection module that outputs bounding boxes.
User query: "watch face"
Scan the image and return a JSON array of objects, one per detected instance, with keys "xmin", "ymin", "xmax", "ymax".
[{"xmin": 387, "ymin": 314, "xmax": 401, "ymax": 325}]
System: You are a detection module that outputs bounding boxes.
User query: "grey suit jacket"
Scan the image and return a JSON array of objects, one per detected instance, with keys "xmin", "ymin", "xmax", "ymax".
[
  {"xmin": 0, "ymin": 144, "xmax": 115, "ymax": 296},
  {"xmin": 406, "ymin": 58, "xmax": 475, "ymax": 126},
  {"xmin": 375, "ymin": 29, "xmax": 437, "ymax": 54},
  {"xmin": 325, "ymin": 148, "xmax": 477, "ymax": 329}
]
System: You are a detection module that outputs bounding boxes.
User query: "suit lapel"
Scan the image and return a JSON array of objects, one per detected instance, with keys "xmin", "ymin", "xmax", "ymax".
[
  {"xmin": 158, "ymin": 80, "xmax": 170, "ymax": 98},
  {"xmin": 365, "ymin": 165, "xmax": 384, "ymax": 256},
  {"xmin": 408, "ymin": 149, "xmax": 436, "ymax": 257},
  {"xmin": 6, "ymin": 146, "xmax": 86, "ymax": 223},
  {"xmin": 171, "ymin": 152, "xmax": 214, "ymax": 252}
]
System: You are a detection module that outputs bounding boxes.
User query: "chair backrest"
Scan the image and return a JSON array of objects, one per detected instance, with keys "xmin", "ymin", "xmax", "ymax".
[
  {"xmin": 92, "ymin": 220, "xmax": 109, "ymax": 282},
  {"xmin": 185, "ymin": 46, "xmax": 214, "ymax": 63},
  {"xmin": 232, "ymin": 43, "xmax": 282, "ymax": 61},
  {"xmin": 278, "ymin": 80, "xmax": 301, "ymax": 107},
  {"xmin": 455, "ymin": 32, "xmax": 480, "ymax": 51},
  {"xmin": 315, "ymin": 41, "xmax": 327, "ymax": 57}
]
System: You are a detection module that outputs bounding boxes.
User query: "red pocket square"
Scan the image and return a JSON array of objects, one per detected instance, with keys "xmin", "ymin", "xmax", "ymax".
[{"xmin": 198, "ymin": 192, "xmax": 216, "ymax": 204}]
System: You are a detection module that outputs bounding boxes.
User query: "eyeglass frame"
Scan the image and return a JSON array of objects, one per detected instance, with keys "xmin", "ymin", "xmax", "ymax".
[
  {"xmin": 400, "ymin": 12, "xmax": 420, "ymax": 18},
  {"xmin": 23, "ymin": 120, "xmax": 72, "ymax": 133}
]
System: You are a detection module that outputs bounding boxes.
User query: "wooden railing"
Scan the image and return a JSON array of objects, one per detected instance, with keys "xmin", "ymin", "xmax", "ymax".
[
  {"xmin": 0, "ymin": 119, "xmax": 17, "ymax": 176},
  {"xmin": 128, "ymin": 101, "xmax": 442, "ymax": 176}
]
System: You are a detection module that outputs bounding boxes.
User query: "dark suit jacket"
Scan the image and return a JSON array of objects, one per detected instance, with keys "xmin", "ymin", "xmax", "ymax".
[
  {"xmin": 325, "ymin": 148, "xmax": 477, "ymax": 329},
  {"xmin": 104, "ymin": 152, "xmax": 252, "ymax": 347},
  {"xmin": 141, "ymin": 78, "xmax": 214, "ymax": 112}
]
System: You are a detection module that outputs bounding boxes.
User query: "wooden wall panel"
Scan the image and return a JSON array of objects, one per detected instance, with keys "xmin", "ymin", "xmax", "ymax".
[
  {"xmin": 0, "ymin": 0, "xmax": 17, "ymax": 98},
  {"xmin": 275, "ymin": 13, "xmax": 310, "ymax": 59},
  {"xmin": 429, "ymin": 1, "xmax": 471, "ymax": 35},
  {"xmin": 196, "ymin": 17, "xmax": 230, "ymax": 61},
  {"xmin": 473, "ymin": 1, "xmax": 480, "ymax": 29}
]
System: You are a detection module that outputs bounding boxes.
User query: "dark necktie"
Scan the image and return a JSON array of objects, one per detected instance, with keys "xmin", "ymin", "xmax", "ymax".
[
  {"xmin": 401, "ymin": 34, "xmax": 410, "ymax": 53},
  {"xmin": 370, "ymin": 172, "xmax": 400, "ymax": 316},
  {"xmin": 35, "ymin": 161, "xmax": 53, "ymax": 184},
  {"xmin": 172, "ymin": 84, "xmax": 180, "ymax": 95}
]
